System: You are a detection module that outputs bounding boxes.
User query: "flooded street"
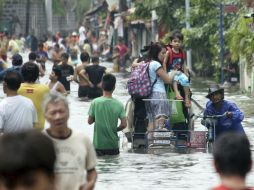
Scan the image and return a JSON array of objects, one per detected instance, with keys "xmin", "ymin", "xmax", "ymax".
[{"xmin": 1, "ymin": 58, "xmax": 254, "ymax": 190}]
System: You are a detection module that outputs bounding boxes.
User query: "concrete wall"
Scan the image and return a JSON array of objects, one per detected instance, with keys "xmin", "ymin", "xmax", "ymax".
[
  {"xmin": 1, "ymin": 0, "xmax": 47, "ymax": 38},
  {"xmin": 239, "ymin": 57, "xmax": 254, "ymax": 95},
  {"xmin": 1, "ymin": 0, "xmax": 77, "ymax": 38}
]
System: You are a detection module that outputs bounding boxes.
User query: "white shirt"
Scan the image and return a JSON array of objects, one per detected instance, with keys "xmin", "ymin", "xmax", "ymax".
[
  {"xmin": 0, "ymin": 95, "xmax": 37, "ymax": 133},
  {"xmin": 79, "ymin": 26, "xmax": 86, "ymax": 45},
  {"xmin": 44, "ymin": 130, "xmax": 97, "ymax": 190}
]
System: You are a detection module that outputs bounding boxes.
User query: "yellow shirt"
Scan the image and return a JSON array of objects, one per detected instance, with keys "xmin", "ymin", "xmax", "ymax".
[{"xmin": 18, "ymin": 83, "xmax": 50, "ymax": 130}]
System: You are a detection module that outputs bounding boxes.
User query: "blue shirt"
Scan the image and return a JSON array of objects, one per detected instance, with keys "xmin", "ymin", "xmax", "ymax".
[
  {"xmin": 204, "ymin": 100, "xmax": 245, "ymax": 138},
  {"xmin": 148, "ymin": 60, "xmax": 166, "ymax": 93}
]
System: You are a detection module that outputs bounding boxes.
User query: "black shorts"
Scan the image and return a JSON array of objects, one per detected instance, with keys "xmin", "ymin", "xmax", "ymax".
[
  {"xmin": 95, "ymin": 149, "xmax": 119, "ymax": 156},
  {"xmin": 78, "ymin": 85, "xmax": 90, "ymax": 97},
  {"xmin": 88, "ymin": 87, "xmax": 102, "ymax": 99}
]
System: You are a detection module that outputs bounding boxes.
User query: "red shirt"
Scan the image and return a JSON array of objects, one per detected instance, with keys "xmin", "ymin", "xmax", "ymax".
[{"xmin": 213, "ymin": 185, "xmax": 254, "ymax": 190}]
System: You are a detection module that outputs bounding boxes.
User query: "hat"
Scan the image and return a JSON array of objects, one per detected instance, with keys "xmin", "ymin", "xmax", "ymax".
[
  {"xmin": 206, "ymin": 84, "xmax": 224, "ymax": 99},
  {"xmin": 72, "ymin": 32, "xmax": 77, "ymax": 36}
]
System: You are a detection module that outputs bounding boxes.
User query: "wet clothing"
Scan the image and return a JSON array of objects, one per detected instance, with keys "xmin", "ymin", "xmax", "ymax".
[
  {"xmin": 204, "ymin": 100, "xmax": 245, "ymax": 138},
  {"xmin": 213, "ymin": 185, "xmax": 254, "ymax": 190},
  {"xmin": 45, "ymin": 130, "xmax": 97, "ymax": 190},
  {"xmin": 78, "ymin": 85, "xmax": 90, "ymax": 98},
  {"xmin": 88, "ymin": 96, "xmax": 126, "ymax": 151},
  {"xmin": 85, "ymin": 65, "xmax": 106, "ymax": 86},
  {"xmin": 18, "ymin": 83, "xmax": 50, "ymax": 130},
  {"xmin": 58, "ymin": 64, "xmax": 74, "ymax": 91},
  {"xmin": 88, "ymin": 87, "xmax": 102, "ymax": 99},
  {"xmin": 0, "ymin": 95, "xmax": 37, "ymax": 133},
  {"xmin": 95, "ymin": 149, "xmax": 119, "ymax": 156}
]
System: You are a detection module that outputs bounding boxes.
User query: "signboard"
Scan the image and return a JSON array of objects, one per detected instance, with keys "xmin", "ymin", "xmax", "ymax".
[
  {"xmin": 224, "ymin": 5, "xmax": 239, "ymax": 13},
  {"xmin": 189, "ymin": 131, "xmax": 207, "ymax": 148}
]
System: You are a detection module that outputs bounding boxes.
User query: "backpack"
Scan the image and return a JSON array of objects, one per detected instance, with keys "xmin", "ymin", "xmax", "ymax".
[{"xmin": 127, "ymin": 61, "xmax": 157, "ymax": 99}]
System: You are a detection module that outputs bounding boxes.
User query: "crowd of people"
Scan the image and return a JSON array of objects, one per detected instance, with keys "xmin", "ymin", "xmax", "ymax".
[{"xmin": 0, "ymin": 26, "xmax": 252, "ymax": 190}]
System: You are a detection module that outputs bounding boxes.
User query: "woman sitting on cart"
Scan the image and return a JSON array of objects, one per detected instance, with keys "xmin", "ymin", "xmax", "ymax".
[
  {"xmin": 204, "ymin": 84, "xmax": 245, "ymax": 138},
  {"xmin": 132, "ymin": 42, "xmax": 180, "ymax": 133}
]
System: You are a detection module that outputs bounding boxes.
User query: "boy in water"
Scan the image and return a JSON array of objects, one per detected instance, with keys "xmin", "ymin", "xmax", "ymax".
[
  {"xmin": 212, "ymin": 133, "xmax": 253, "ymax": 190},
  {"xmin": 163, "ymin": 31, "xmax": 191, "ymax": 107}
]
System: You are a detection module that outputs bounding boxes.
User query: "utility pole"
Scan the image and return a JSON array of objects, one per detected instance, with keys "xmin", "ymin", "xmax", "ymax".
[
  {"xmin": 45, "ymin": 0, "xmax": 53, "ymax": 34},
  {"xmin": 185, "ymin": 0, "xmax": 192, "ymax": 72},
  {"xmin": 219, "ymin": 1, "xmax": 224, "ymax": 84},
  {"xmin": 25, "ymin": 0, "xmax": 30, "ymax": 36}
]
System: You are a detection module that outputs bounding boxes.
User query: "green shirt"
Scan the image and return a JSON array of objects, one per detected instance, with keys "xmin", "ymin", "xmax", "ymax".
[{"xmin": 88, "ymin": 96, "xmax": 126, "ymax": 149}]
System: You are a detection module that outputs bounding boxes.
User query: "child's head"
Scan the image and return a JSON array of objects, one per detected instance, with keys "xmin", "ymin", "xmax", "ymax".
[
  {"xmin": 102, "ymin": 74, "xmax": 116, "ymax": 92},
  {"xmin": 169, "ymin": 31, "xmax": 184, "ymax": 50},
  {"xmin": 213, "ymin": 133, "xmax": 252, "ymax": 178}
]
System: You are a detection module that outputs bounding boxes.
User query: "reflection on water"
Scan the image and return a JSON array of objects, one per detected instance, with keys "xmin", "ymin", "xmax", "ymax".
[{"xmin": 0, "ymin": 59, "xmax": 253, "ymax": 190}]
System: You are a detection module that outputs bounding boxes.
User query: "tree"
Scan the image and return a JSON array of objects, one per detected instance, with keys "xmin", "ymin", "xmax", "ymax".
[{"xmin": 133, "ymin": 0, "xmax": 242, "ymax": 79}]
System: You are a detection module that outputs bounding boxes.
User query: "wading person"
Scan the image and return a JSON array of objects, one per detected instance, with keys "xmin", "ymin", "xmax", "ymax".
[
  {"xmin": 73, "ymin": 51, "xmax": 92, "ymax": 98},
  {"xmin": 43, "ymin": 92, "xmax": 97, "ymax": 190},
  {"xmin": 88, "ymin": 74, "xmax": 127, "ymax": 156},
  {"xmin": 0, "ymin": 130, "xmax": 56, "ymax": 190},
  {"xmin": 80, "ymin": 56, "xmax": 106, "ymax": 99},
  {"xmin": 47, "ymin": 66, "xmax": 66, "ymax": 95},
  {"xmin": 18, "ymin": 62, "xmax": 50, "ymax": 130},
  {"xmin": 0, "ymin": 53, "xmax": 23, "ymax": 80},
  {"xmin": 0, "ymin": 71, "xmax": 37, "ymax": 133},
  {"xmin": 204, "ymin": 84, "xmax": 244, "ymax": 138},
  {"xmin": 58, "ymin": 52, "xmax": 74, "ymax": 93},
  {"xmin": 212, "ymin": 133, "xmax": 253, "ymax": 190}
]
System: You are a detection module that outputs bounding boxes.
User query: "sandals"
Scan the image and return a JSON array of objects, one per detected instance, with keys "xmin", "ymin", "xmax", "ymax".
[{"xmin": 175, "ymin": 95, "xmax": 184, "ymax": 100}]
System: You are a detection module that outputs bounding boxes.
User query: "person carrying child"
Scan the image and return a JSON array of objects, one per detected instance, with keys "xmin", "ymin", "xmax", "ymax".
[{"xmin": 163, "ymin": 31, "xmax": 191, "ymax": 107}]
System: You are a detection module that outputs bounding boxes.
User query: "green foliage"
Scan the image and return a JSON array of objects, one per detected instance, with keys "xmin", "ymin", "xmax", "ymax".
[
  {"xmin": 132, "ymin": 0, "xmax": 244, "ymax": 78},
  {"xmin": 133, "ymin": 0, "xmax": 185, "ymax": 30},
  {"xmin": 227, "ymin": 16, "xmax": 254, "ymax": 75}
]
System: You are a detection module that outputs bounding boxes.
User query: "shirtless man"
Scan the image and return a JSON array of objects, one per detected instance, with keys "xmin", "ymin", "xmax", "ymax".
[{"xmin": 74, "ymin": 51, "xmax": 93, "ymax": 98}]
